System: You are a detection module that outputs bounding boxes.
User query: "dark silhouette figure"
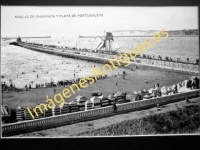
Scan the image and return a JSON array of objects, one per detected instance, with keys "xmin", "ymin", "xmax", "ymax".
[
  {"xmin": 173, "ymin": 84, "xmax": 178, "ymax": 94},
  {"xmin": 123, "ymin": 71, "xmax": 126, "ymax": 79},
  {"xmin": 87, "ymin": 80, "xmax": 90, "ymax": 87},
  {"xmin": 116, "ymin": 81, "xmax": 118, "ymax": 86},
  {"xmin": 25, "ymin": 84, "xmax": 28, "ymax": 91},
  {"xmin": 185, "ymin": 97, "xmax": 190, "ymax": 103},
  {"xmin": 10, "ymin": 83, "xmax": 13, "ymax": 88},
  {"xmin": 113, "ymin": 102, "xmax": 117, "ymax": 113}
]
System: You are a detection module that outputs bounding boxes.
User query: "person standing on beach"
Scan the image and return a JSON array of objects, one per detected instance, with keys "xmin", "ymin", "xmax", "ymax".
[
  {"xmin": 185, "ymin": 97, "xmax": 190, "ymax": 103},
  {"xmin": 174, "ymin": 84, "xmax": 178, "ymax": 93},
  {"xmin": 10, "ymin": 82, "xmax": 13, "ymax": 88},
  {"xmin": 87, "ymin": 79, "xmax": 90, "ymax": 87},
  {"xmin": 156, "ymin": 98, "xmax": 160, "ymax": 108},
  {"xmin": 113, "ymin": 102, "xmax": 117, "ymax": 113},
  {"xmin": 123, "ymin": 71, "xmax": 126, "ymax": 79}
]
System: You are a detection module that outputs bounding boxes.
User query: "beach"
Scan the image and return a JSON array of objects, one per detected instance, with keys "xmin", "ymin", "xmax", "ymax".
[{"xmin": 2, "ymin": 67, "xmax": 192, "ymax": 109}]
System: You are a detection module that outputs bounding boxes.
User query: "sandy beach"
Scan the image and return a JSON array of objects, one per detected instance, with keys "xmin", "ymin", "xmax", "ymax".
[{"xmin": 2, "ymin": 67, "xmax": 192, "ymax": 109}]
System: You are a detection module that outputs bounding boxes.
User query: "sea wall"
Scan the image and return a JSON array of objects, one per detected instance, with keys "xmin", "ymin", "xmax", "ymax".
[{"xmin": 2, "ymin": 89, "xmax": 199, "ymax": 136}]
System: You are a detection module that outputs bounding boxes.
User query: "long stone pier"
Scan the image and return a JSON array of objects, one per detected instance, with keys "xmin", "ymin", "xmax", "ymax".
[{"xmin": 16, "ymin": 42, "xmax": 199, "ymax": 75}]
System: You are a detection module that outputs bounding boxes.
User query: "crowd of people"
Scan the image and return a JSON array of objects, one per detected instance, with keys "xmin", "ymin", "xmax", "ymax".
[
  {"xmin": 186, "ymin": 77, "xmax": 199, "ymax": 89},
  {"xmin": 1, "ymin": 81, "xmax": 22, "ymax": 92},
  {"xmin": 23, "ymin": 74, "xmax": 108, "ymax": 91},
  {"xmin": 1, "ymin": 82, "xmax": 15, "ymax": 90}
]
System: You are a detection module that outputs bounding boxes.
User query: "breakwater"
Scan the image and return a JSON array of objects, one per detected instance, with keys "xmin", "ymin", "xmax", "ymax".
[
  {"xmin": 2, "ymin": 89, "xmax": 199, "ymax": 136},
  {"xmin": 15, "ymin": 42, "xmax": 199, "ymax": 75}
]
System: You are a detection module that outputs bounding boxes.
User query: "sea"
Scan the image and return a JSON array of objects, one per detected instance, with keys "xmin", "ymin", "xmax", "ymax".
[{"xmin": 1, "ymin": 37, "xmax": 199, "ymax": 88}]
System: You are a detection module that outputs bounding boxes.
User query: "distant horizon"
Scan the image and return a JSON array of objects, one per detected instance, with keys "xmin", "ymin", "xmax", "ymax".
[
  {"xmin": 1, "ymin": 29, "xmax": 198, "ymax": 39},
  {"xmin": 2, "ymin": 6, "xmax": 198, "ymax": 37}
]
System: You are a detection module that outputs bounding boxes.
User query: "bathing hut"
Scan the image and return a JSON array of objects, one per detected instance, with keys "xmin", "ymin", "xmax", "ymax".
[
  {"xmin": 148, "ymin": 88, "xmax": 154, "ymax": 94},
  {"xmin": 161, "ymin": 86, "xmax": 168, "ymax": 96},
  {"xmin": 172, "ymin": 84, "xmax": 176, "ymax": 90},
  {"xmin": 177, "ymin": 82, "xmax": 182, "ymax": 90},
  {"xmin": 149, "ymin": 88, "xmax": 160, "ymax": 96},
  {"xmin": 138, "ymin": 90, "xmax": 145, "ymax": 100},
  {"xmin": 126, "ymin": 94, "xmax": 133, "ymax": 102},
  {"xmin": 179, "ymin": 80, "xmax": 192, "ymax": 92},
  {"xmin": 85, "ymin": 98, "xmax": 93, "ymax": 111},
  {"xmin": 34, "ymin": 105, "xmax": 44, "ymax": 119},
  {"xmin": 154, "ymin": 84, "xmax": 160, "ymax": 90},
  {"xmin": 44, "ymin": 105, "xmax": 53, "ymax": 117},
  {"xmin": 189, "ymin": 76, "xmax": 197, "ymax": 80},
  {"xmin": 131, "ymin": 91, "xmax": 140, "ymax": 101},
  {"xmin": 1, "ymin": 105, "xmax": 10, "ymax": 116},
  {"xmin": 61, "ymin": 102, "xmax": 70, "ymax": 114},
  {"xmin": 69, "ymin": 101, "xmax": 78, "ymax": 113},
  {"xmin": 24, "ymin": 107, "xmax": 34, "ymax": 120},
  {"xmin": 167, "ymin": 86, "xmax": 173, "ymax": 95},
  {"xmin": 143, "ymin": 94, "xmax": 152, "ymax": 100},
  {"xmin": 182, "ymin": 80, "xmax": 189, "ymax": 88},
  {"xmin": 52, "ymin": 105, "xmax": 61, "ymax": 116},
  {"xmin": 92, "ymin": 91, "xmax": 102, "ymax": 96},
  {"xmin": 2, "ymin": 105, "xmax": 11, "ymax": 123},
  {"xmin": 150, "ymin": 92, "xmax": 157, "ymax": 98},
  {"xmin": 90, "ymin": 96, "xmax": 101, "ymax": 109},
  {"xmin": 16, "ymin": 106, "xmax": 24, "ymax": 121},
  {"xmin": 114, "ymin": 92, "xmax": 125, "ymax": 104},
  {"xmin": 99, "ymin": 95, "xmax": 110, "ymax": 107},
  {"xmin": 76, "ymin": 95, "xmax": 87, "ymax": 111},
  {"xmin": 108, "ymin": 94, "xmax": 116, "ymax": 105},
  {"xmin": 143, "ymin": 89, "xmax": 149, "ymax": 95}
]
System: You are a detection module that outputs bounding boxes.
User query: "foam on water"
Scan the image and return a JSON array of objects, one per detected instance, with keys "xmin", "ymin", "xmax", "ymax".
[{"xmin": 1, "ymin": 44, "xmax": 122, "ymax": 88}]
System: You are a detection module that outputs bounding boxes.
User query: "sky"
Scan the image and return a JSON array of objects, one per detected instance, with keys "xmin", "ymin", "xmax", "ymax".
[{"xmin": 1, "ymin": 6, "xmax": 198, "ymax": 38}]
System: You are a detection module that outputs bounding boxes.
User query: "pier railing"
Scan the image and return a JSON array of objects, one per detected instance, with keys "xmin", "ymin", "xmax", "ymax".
[
  {"xmin": 2, "ymin": 89, "xmax": 199, "ymax": 136},
  {"xmin": 137, "ymin": 58, "xmax": 199, "ymax": 73}
]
